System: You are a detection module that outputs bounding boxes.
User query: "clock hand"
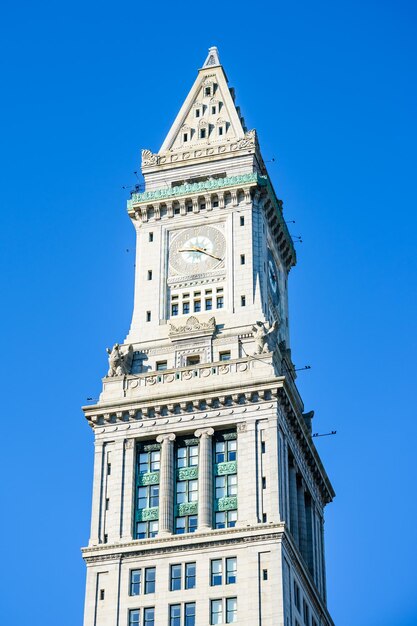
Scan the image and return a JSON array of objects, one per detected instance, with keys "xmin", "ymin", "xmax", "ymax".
[{"xmin": 179, "ymin": 245, "xmax": 222, "ymax": 261}]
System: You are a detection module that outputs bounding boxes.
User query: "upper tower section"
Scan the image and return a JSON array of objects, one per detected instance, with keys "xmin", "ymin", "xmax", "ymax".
[
  {"xmin": 125, "ymin": 48, "xmax": 296, "ymax": 369},
  {"xmin": 138, "ymin": 46, "xmax": 263, "ymax": 192}
]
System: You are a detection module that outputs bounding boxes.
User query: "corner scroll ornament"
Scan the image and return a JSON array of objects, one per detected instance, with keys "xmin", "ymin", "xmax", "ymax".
[
  {"xmin": 169, "ymin": 316, "xmax": 216, "ymax": 339},
  {"xmin": 231, "ymin": 129, "xmax": 257, "ymax": 151},
  {"xmin": 156, "ymin": 433, "xmax": 176, "ymax": 445},
  {"xmin": 194, "ymin": 427, "xmax": 214, "ymax": 439},
  {"xmin": 106, "ymin": 344, "xmax": 134, "ymax": 377},
  {"xmin": 141, "ymin": 149, "xmax": 159, "ymax": 167},
  {"xmin": 251, "ymin": 321, "xmax": 278, "ymax": 355}
]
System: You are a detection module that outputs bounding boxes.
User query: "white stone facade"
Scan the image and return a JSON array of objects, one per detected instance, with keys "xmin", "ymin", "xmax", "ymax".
[{"xmin": 82, "ymin": 48, "xmax": 335, "ymax": 626}]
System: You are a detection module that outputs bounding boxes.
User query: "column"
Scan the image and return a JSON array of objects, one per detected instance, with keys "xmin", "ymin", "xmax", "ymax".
[
  {"xmin": 156, "ymin": 433, "xmax": 176, "ymax": 536},
  {"xmin": 288, "ymin": 462, "xmax": 299, "ymax": 547},
  {"xmin": 195, "ymin": 427, "xmax": 214, "ymax": 531},
  {"xmin": 297, "ymin": 478, "xmax": 308, "ymax": 561}
]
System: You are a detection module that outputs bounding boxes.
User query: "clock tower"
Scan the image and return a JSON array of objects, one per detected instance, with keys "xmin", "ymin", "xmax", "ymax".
[{"xmin": 82, "ymin": 47, "xmax": 335, "ymax": 626}]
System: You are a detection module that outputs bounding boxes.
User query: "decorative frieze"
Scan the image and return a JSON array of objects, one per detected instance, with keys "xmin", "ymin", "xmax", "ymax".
[
  {"xmin": 215, "ymin": 461, "xmax": 237, "ymax": 476},
  {"xmin": 138, "ymin": 472, "xmax": 160, "ymax": 486},
  {"xmin": 177, "ymin": 467, "xmax": 198, "ymax": 481},
  {"xmin": 216, "ymin": 496, "xmax": 238, "ymax": 512},
  {"xmin": 176, "ymin": 502, "xmax": 198, "ymax": 517},
  {"xmin": 137, "ymin": 507, "xmax": 159, "ymax": 522}
]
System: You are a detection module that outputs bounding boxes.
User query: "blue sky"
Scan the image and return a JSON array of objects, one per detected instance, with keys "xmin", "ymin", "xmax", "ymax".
[{"xmin": 0, "ymin": 1, "xmax": 416, "ymax": 624}]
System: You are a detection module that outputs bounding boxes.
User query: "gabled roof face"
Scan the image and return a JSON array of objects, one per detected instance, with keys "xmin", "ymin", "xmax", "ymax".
[{"xmin": 159, "ymin": 47, "xmax": 246, "ymax": 154}]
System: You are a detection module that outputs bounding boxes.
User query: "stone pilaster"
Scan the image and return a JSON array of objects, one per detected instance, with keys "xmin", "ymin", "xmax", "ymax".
[
  {"xmin": 288, "ymin": 462, "xmax": 299, "ymax": 547},
  {"xmin": 89, "ymin": 440, "xmax": 104, "ymax": 546},
  {"xmin": 156, "ymin": 433, "xmax": 176, "ymax": 536},
  {"xmin": 194, "ymin": 427, "xmax": 214, "ymax": 531},
  {"xmin": 121, "ymin": 438, "xmax": 136, "ymax": 540},
  {"xmin": 297, "ymin": 478, "xmax": 308, "ymax": 561}
]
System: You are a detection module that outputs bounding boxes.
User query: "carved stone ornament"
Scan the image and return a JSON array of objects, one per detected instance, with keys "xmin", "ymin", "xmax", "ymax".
[
  {"xmin": 251, "ymin": 320, "xmax": 278, "ymax": 355},
  {"xmin": 138, "ymin": 472, "xmax": 160, "ymax": 486},
  {"xmin": 141, "ymin": 149, "xmax": 159, "ymax": 167},
  {"xmin": 237, "ymin": 422, "xmax": 247, "ymax": 433},
  {"xmin": 194, "ymin": 427, "xmax": 214, "ymax": 439},
  {"xmin": 138, "ymin": 507, "xmax": 159, "ymax": 522},
  {"xmin": 216, "ymin": 496, "xmax": 238, "ymax": 512},
  {"xmin": 177, "ymin": 467, "xmax": 199, "ymax": 481},
  {"xmin": 169, "ymin": 315, "xmax": 216, "ymax": 340},
  {"xmin": 156, "ymin": 433, "xmax": 176, "ymax": 444},
  {"xmin": 106, "ymin": 343, "xmax": 134, "ymax": 377},
  {"xmin": 177, "ymin": 502, "xmax": 198, "ymax": 516}
]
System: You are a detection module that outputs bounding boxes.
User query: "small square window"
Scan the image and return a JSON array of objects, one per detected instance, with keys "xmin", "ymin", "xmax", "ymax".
[
  {"xmin": 219, "ymin": 351, "xmax": 231, "ymax": 361},
  {"xmin": 146, "ymin": 311, "xmax": 151, "ymax": 322},
  {"xmin": 147, "ymin": 270, "xmax": 152, "ymax": 280},
  {"xmin": 240, "ymin": 254, "xmax": 245, "ymax": 265},
  {"xmin": 156, "ymin": 361, "xmax": 167, "ymax": 371},
  {"xmin": 240, "ymin": 216, "xmax": 244, "ymax": 226},
  {"xmin": 241, "ymin": 296, "xmax": 246, "ymax": 307},
  {"xmin": 149, "ymin": 232, "xmax": 154, "ymax": 242},
  {"xmin": 206, "ymin": 298, "xmax": 212, "ymax": 311},
  {"xmin": 186, "ymin": 355, "xmax": 200, "ymax": 366},
  {"xmin": 205, "ymin": 87, "xmax": 211, "ymax": 96}
]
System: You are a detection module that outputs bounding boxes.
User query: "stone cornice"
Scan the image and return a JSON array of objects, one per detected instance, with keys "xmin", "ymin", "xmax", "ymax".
[{"xmin": 82, "ymin": 522, "xmax": 286, "ymax": 562}]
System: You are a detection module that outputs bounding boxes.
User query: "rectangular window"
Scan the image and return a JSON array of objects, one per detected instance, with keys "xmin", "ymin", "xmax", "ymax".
[
  {"xmin": 219, "ymin": 351, "xmax": 231, "ymax": 361},
  {"xmin": 303, "ymin": 600, "xmax": 309, "ymax": 624},
  {"xmin": 206, "ymin": 298, "xmax": 213, "ymax": 311},
  {"xmin": 107, "ymin": 462, "xmax": 111, "ymax": 475},
  {"xmin": 200, "ymin": 128, "xmax": 206, "ymax": 139},
  {"xmin": 185, "ymin": 603, "xmax": 196, "ymax": 626},
  {"xmin": 144, "ymin": 567, "xmax": 156, "ymax": 594},
  {"xmin": 219, "ymin": 127, "xmax": 223, "ymax": 136},
  {"xmin": 195, "ymin": 109, "xmax": 200, "ymax": 118},
  {"xmin": 183, "ymin": 302, "xmax": 190, "ymax": 315},
  {"xmin": 156, "ymin": 361, "xmax": 167, "ymax": 371},
  {"xmin": 171, "ymin": 304, "xmax": 179, "ymax": 316},
  {"xmin": 215, "ymin": 439, "xmax": 237, "ymax": 463},
  {"xmin": 149, "ymin": 232, "xmax": 153, "ymax": 242},
  {"xmin": 240, "ymin": 216, "xmax": 244, "ymax": 226},
  {"xmin": 146, "ymin": 311, "xmax": 151, "ymax": 322},
  {"xmin": 174, "ymin": 207, "xmax": 180, "ymax": 214},
  {"xmin": 215, "ymin": 474, "xmax": 237, "ymax": 499},
  {"xmin": 103, "ymin": 534, "xmax": 108, "ymax": 543},
  {"xmin": 185, "ymin": 563, "xmax": 196, "ymax": 589},
  {"xmin": 211, "ymin": 599, "xmax": 223, "ymax": 625},
  {"xmin": 183, "ymin": 133, "xmax": 188, "ymax": 142},
  {"xmin": 170, "ymin": 604, "xmax": 181, "ymax": 626},
  {"xmin": 262, "ymin": 477, "xmax": 266, "ymax": 489},
  {"xmin": 262, "ymin": 513, "xmax": 267, "ymax": 523},
  {"xmin": 262, "ymin": 569, "xmax": 268, "ymax": 581},
  {"xmin": 129, "ymin": 609, "xmax": 140, "ymax": 626},
  {"xmin": 147, "ymin": 270, "xmax": 152, "ymax": 280},
  {"xmin": 99, "ymin": 589, "xmax": 105, "ymax": 600},
  {"xmin": 205, "ymin": 87, "xmax": 211, "ymax": 96},
  {"xmin": 261, "ymin": 441, "xmax": 266, "ymax": 454},
  {"xmin": 240, "ymin": 254, "xmax": 245, "ymax": 265},
  {"xmin": 175, "ymin": 515, "xmax": 198, "ymax": 534},
  {"xmin": 177, "ymin": 445, "xmax": 198, "ymax": 468},
  {"xmin": 215, "ymin": 510, "xmax": 237, "ymax": 529},
  {"xmin": 170, "ymin": 564, "xmax": 182, "ymax": 591},
  {"xmin": 105, "ymin": 498, "xmax": 109, "ymax": 510},
  {"xmin": 186, "ymin": 355, "xmax": 200, "ymax": 366},
  {"xmin": 194, "ymin": 300, "xmax": 201, "ymax": 312},
  {"xmin": 226, "ymin": 598, "xmax": 237, "ymax": 623},
  {"xmin": 241, "ymin": 295, "xmax": 246, "ymax": 306},
  {"xmin": 212, "ymin": 106, "xmax": 216, "ymax": 114},
  {"xmin": 130, "ymin": 570, "xmax": 141, "ymax": 596},
  {"xmin": 216, "ymin": 296, "xmax": 224, "ymax": 309},
  {"xmin": 294, "ymin": 581, "xmax": 301, "ymax": 611},
  {"xmin": 144, "ymin": 607, "xmax": 155, "ymax": 626},
  {"xmin": 211, "ymin": 559, "xmax": 222, "ymax": 586},
  {"xmin": 226, "ymin": 558, "xmax": 237, "ymax": 584},
  {"xmin": 213, "ymin": 200, "xmax": 219, "ymax": 207}
]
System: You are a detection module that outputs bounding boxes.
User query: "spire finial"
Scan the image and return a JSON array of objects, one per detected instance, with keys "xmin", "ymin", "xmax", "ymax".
[{"xmin": 202, "ymin": 46, "xmax": 220, "ymax": 69}]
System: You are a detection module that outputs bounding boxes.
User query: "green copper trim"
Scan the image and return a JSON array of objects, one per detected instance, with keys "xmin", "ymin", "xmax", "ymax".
[
  {"xmin": 128, "ymin": 172, "xmax": 264, "ymax": 206},
  {"xmin": 136, "ymin": 506, "xmax": 159, "ymax": 522},
  {"xmin": 216, "ymin": 496, "xmax": 238, "ymax": 512},
  {"xmin": 176, "ymin": 502, "xmax": 198, "ymax": 517},
  {"xmin": 137, "ymin": 471, "xmax": 160, "ymax": 486},
  {"xmin": 177, "ymin": 466, "xmax": 199, "ymax": 481},
  {"xmin": 215, "ymin": 461, "xmax": 237, "ymax": 476}
]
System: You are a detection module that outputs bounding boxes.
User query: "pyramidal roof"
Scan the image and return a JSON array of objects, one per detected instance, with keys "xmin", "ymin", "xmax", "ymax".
[{"xmin": 159, "ymin": 47, "xmax": 247, "ymax": 154}]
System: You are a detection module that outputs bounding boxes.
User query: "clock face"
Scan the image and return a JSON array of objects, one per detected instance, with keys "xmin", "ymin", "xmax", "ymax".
[
  {"xmin": 170, "ymin": 226, "xmax": 226, "ymax": 275},
  {"xmin": 267, "ymin": 249, "xmax": 280, "ymax": 303}
]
